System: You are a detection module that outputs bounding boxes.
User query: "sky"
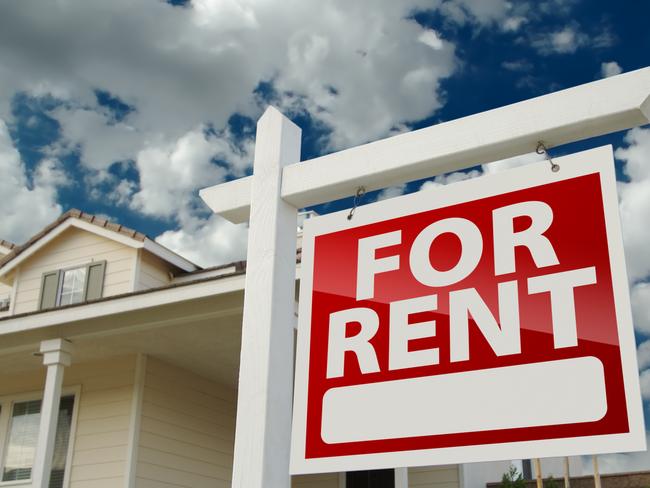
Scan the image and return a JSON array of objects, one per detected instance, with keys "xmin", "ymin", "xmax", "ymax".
[{"xmin": 0, "ymin": 0, "xmax": 649, "ymax": 476}]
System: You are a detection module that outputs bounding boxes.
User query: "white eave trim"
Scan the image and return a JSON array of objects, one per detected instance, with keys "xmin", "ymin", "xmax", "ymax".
[
  {"xmin": 0, "ymin": 218, "xmax": 199, "ymax": 278},
  {"xmin": 0, "ymin": 272, "xmax": 246, "ymax": 336},
  {"xmin": 171, "ymin": 264, "xmax": 239, "ymax": 284},
  {"xmin": 143, "ymin": 238, "xmax": 199, "ymax": 273},
  {"xmin": 0, "ymin": 219, "xmax": 144, "ymax": 277}
]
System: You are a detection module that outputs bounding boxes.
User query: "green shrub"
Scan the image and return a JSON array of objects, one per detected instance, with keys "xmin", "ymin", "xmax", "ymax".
[
  {"xmin": 500, "ymin": 465, "xmax": 526, "ymax": 488},
  {"xmin": 544, "ymin": 476, "xmax": 559, "ymax": 488}
]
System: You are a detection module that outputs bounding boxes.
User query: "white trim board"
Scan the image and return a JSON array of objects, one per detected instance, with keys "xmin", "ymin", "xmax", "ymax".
[
  {"xmin": 124, "ymin": 353, "xmax": 147, "ymax": 488},
  {"xmin": 0, "ymin": 272, "xmax": 246, "ymax": 336}
]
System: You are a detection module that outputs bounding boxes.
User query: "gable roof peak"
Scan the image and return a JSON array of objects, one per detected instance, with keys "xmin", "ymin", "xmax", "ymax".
[{"xmin": 0, "ymin": 209, "xmax": 199, "ymax": 276}]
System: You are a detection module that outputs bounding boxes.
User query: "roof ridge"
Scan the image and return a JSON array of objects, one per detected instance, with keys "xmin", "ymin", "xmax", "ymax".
[
  {"xmin": 0, "ymin": 239, "xmax": 17, "ymax": 250},
  {"xmin": 0, "ymin": 209, "xmax": 148, "ymax": 269}
]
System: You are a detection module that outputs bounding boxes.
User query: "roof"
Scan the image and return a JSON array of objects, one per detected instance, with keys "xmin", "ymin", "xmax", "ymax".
[
  {"xmin": 0, "ymin": 209, "xmax": 199, "ymax": 275},
  {"xmin": 0, "ymin": 240, "xmax": 16, "ymax": 251}
]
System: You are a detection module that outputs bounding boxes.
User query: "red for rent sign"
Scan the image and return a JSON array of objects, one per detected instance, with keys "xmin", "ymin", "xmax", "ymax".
[{"xmin": 290, "ymin": 146, "xmax": 646, "ymax": 474}]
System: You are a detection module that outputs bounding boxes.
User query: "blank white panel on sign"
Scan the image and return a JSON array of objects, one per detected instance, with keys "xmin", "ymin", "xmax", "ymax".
[{"xmin": 321, "ymin": 357, "xmax": 607, "ymax": 444}]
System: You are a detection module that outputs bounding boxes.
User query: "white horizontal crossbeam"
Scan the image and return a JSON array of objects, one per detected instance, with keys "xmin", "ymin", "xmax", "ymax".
[
  {"xmin": 201, "ymin": 67, "xmax": 650, "ymax": 223},
  {"xmin": 199, "ymin": 174, "xmax": 252, "ymax": 224}
]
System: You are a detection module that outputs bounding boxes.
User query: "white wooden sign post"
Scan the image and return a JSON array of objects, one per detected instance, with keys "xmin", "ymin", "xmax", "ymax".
[
  {"xmin": 200, "ymin": 67, "xmax": 650, "ymax": 488},
  {"xmin": 230, "ymin": 108, "xmax": 301, "ymax": 487}
]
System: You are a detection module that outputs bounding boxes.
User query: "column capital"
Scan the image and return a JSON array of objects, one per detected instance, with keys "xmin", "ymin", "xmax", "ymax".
[{"xmin": 39, "ymin": 338, "xmax": 73, "ymax": 367}]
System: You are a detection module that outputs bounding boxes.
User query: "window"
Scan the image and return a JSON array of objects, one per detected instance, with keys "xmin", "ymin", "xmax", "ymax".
[
  {"xmin": 39, "ymin": 261, "xmax": 106, "ymax": 310},
  {"xmin": 58, "ymin": 268, "xmax": 87, "ymax": 306},
  {"xmin": 2, "ymin": 400, "xmax": 40, "ymax": 482},
  {"xmin": 0, "ymin": 395, "xmax": 76, "ymax": 488},
  {"xmin": 347, "ymin": 469, "xmax": 395, "ymax": 488}
]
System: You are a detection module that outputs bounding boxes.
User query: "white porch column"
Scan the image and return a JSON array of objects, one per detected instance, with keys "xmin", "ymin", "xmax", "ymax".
[
  {"xmin": 32, "ymin": 338, "xmax": 73, "ymax": 488},
  {"xmin": 231, "ymin": 106, "xmax": 301, "ymax": 487},
  {"xmin": 395, "ymin": 467, "xmax": 408, "ymax": 488}
]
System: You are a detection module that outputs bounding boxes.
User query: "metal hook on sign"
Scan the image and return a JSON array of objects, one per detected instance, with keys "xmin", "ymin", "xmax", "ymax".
[
  {"xmin": 347, "ymin": 186, "xmax": 366, "ymax": 220},
  {"xmin": 536, "ymin": 141, "xmax": 560, "ymax": 173}
]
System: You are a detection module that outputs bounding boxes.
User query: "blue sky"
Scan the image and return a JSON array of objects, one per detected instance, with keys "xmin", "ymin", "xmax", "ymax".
[{"xmin": 0, "ymin": 0, "xmax": 649, "ymax": 474}]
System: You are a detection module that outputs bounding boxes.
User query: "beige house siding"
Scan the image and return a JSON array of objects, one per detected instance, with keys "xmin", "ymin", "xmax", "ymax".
[
  {"xmin": 135, "ymin": 357, "xmax": 236, "ymax": 488},
  {"xmin": 0, "ymin": 355, "xmax": 136, "ymax": 488},
  {"xmin": 12, "ymin": 227, "xmax": 137, "ymax": 314},
  {"xmin": 136, "ymin": 252, "xmax": 172, "ymax": 291},
  {"xmin": 0, "ymin": 243, "xmax": 16, "ymax": 318},
  {"xmin": 409, "ymin": 465, "xmax": 460, "ymax": 488},
  {"xmin": 0, "ymin": 280, "xmax": 12, "ymax": 318},
  {"xmin": 67, "ymin": 356, "xmax": 136, "ymax": 488},
  {"xmin": 292, "ymin": 473, "xmax": 341, "ymax": 488}
]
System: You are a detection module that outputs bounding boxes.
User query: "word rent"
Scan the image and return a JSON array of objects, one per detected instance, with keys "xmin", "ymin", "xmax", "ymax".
[{"xmin": 327, "ymin": 200, "xmax": 596, "ymax": 378}]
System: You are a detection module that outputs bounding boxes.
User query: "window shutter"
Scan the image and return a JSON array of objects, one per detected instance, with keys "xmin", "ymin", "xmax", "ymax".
[
  {"xmin": 84, "ymin": 261, "xmax": 106, "ymax": 301},
  {"xmin": 39, "ymin": 271, "xmax": 61, "ymax": 310}
]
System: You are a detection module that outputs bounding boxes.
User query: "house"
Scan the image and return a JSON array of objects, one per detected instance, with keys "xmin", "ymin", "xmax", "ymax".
[
  {"xmin": 0, "ymin": 239, "xmax": 16, "ymax": 316},
  {"xmin": 0, "ymin": 209, "xmax": 515, "ymax": 488}
]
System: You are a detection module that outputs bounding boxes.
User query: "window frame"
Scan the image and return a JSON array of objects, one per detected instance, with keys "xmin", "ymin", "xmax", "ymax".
[
  {"xmin": 38, "ymin": 260, "xmax": 106, "ymax": 311},
  {"xmin": 0, "ymin": 386, "xmax": 81, "ymax": 488},
  {"xmin": 55, "ymin": 266, "xmax": 88, "ymax": 307}
]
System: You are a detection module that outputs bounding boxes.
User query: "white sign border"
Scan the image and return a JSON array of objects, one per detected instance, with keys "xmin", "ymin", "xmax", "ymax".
[{"xmin": 290, "ymin": 145, "xmax": 646, "ymax": 475}]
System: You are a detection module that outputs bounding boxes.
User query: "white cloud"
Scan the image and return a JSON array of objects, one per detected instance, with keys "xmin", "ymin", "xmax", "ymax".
[
  {"xmin": 274, "ymin": 8, "xmax": 457, "ymax": 149},
  {"xmin": 501, "ymin": 59, "xmax": 533, "ymax": 72},
  {"xmin": 640, "ymin": 369, "xmax": 650, "ymax": 400},
  {"xmin": 156, "ymin": 214, "xmax": 248, "ymax": 267},
  {"xmin": 0, "ymin": 0, "xmax": 460, "ymax": 154},
  {"xmin": 588, "ymin": 436, "xmax": 650, "ymax": 474},
  {"xmin": 0, "ymin": 119, "xmax": 62, "ymax": 244},
  {"xmin": 501, "ymin": 16, "xmax": 527, "ymax": 32},
  {"xmin": 130, "ymin": 127, "xmax": 242, "ymax": 219},
  {"xmin": 638, "ymin": 340, "xmax": 650, "ymax": 371},
  {"xmin": 376, "ymin": 184, "xmax": 408, "ymax": 202},
  {"xmin": 418, "ymin": 30, "xmax": 445, "ymax": 50},
  {"xmin": 420, "ymin": 169, "xmax": 483, "ymax": 191},
  {"xmin": 0, "ymin": 0, "xmax": 471, "ymax": 264},
  {"xmin": 601, "ymin": 61, "xmax": 622, "ymax": 78},
  {"xmin": 615, "ymin": 128, "xmax": 650, "ymax": 283},
  {"xmin": 531, "ymin": 24, "xmax": 588, "ymax": 55},
  {"xmin": 0, "ymin": 0, "xmax": 616, "ymax": 268},
  {"xmin": 439, "ymin": 0, "xmax": 515, "ymax": 26},
  {"xmin": 631, "ymin": 283, "xmax": 650, "ymax": 335},
  {"xmin": 49, "ymin": 107, "xmax": 142, "ymax": 171},
  {"xmin": 33, "ymin": 158, "xmax": 70, "ymax": 190},
  {"xmin": 616, "ymin": 128, "xmax": 650, "ymax": 182}
]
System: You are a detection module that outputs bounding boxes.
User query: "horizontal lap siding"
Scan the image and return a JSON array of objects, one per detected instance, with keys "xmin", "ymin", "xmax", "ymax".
[
  {"xmin": 67, "ymin": 356, "xmax": 136, "ymax": 488},
  {"xmin": 409, "ymin": 465, "xmax": 460, "ymax": 488},
  {"xmin": 13, "ymin": 227, "xmax": 137, "ymax": 314},
  {"xmin": 0, "ymin": 355, "xmax": 136, "ymax": 488},
  {"xmin": 137, "ymin": 252, "xmax": 171, "ymax": 291},
  {"xmin": 0, "ymin": 281, "xmax": 11, "ymax": 318},
  {"xmin": 136, "ymin": 358, "xmax": 236, "ymax": 488},
  {"xmin": 292, "ymin": 473, "xmax": 340, "ymax": 488}
]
